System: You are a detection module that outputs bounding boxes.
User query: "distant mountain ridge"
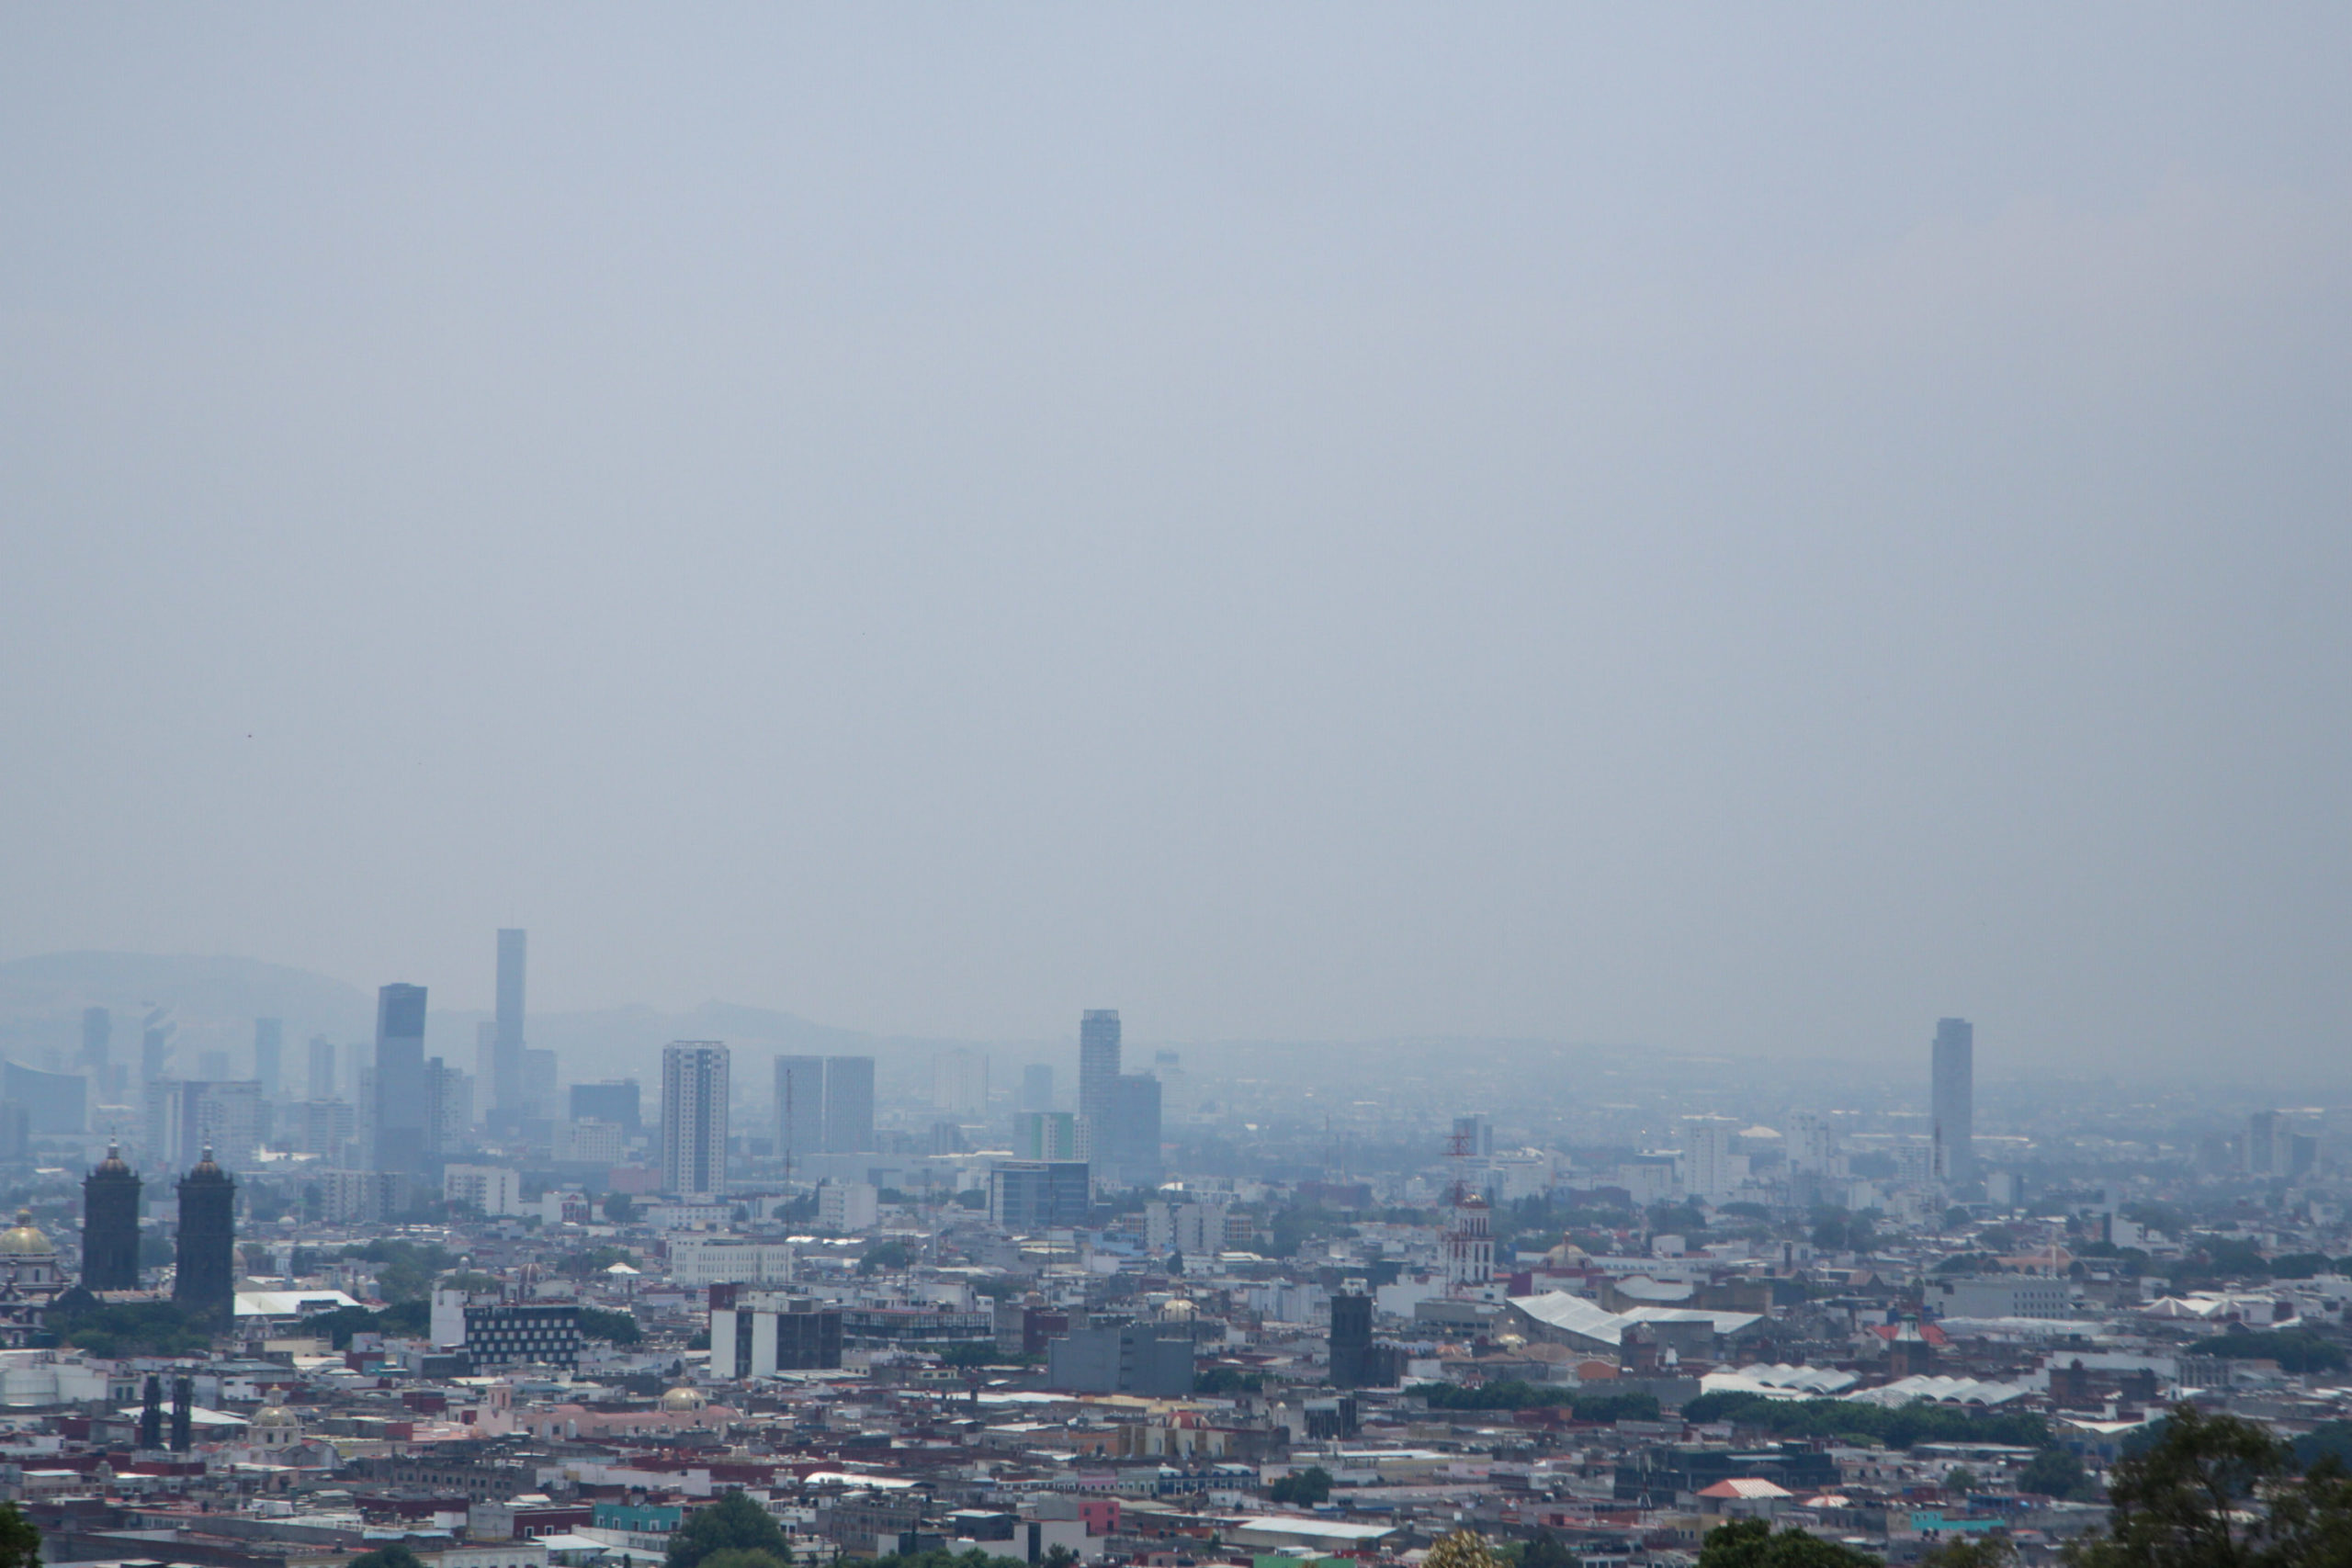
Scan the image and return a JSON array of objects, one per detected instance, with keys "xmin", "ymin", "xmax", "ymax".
[
  {"xmin": 0, "ymin": 952, "xmax": 1023, "ymax": 1090},
  {"xmin": 0, "ymin": 951, "xmax": 375, "ymax": 1067}
]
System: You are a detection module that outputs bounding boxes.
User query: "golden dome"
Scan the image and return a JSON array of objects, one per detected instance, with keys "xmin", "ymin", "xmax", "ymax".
[
  {"xmin": 0, "ymin": 1210, "xmax": 52, "ymax": 1257},
  {"xmin": 253, "ymin": 1402, "xmax": 298, "ymax": 1427},
  {"xmin": 659, "ymin": 1386, "xmax": 708, "ymax": 1412}
]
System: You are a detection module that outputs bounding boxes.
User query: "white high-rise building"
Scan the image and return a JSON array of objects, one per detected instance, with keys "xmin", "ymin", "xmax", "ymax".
[
  {"xmin": 444, "ymin": 1165, "xmax": 522, "ymax": 1216},
  {"xmin": 661, "ymin": 1042, "xmax": 729, "ymax": 1198},
  {"xmin": 818, "ymin": 1179, "xmax": 879, "ymax": 1232},
  {"xmin": 1684, "ymin": 1122, "xmax": 1734, "ymax": 1202},
  {"xmin": 1788, "ymin": 1112, "xmax": 1839, "ymax": 1177}
]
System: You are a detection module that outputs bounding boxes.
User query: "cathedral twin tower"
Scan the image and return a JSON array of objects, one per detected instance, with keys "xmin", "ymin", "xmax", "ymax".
[{"xmin": 81, "ymin": 1142, "xmax": 235, "ymax": 1325}]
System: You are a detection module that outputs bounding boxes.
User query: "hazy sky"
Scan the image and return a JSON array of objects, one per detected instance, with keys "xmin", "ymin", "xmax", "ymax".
[{"xmin": 5, "ymin": 7, "xmax": 2348, "ymax": 1073}]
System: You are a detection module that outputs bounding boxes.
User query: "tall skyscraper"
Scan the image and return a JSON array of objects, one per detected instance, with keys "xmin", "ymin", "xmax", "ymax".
[
  {"xmin": 523, "ymin": 1048, "xmax": 558, "ymax": 1121},
  {"xmin": 140, "ymin": 1010, "xmax": 175, "ymax": 1085},
  {"xmin": 307, "ymin": 1035, "xmax": 335, "ymax": 1100},
  {"xmin": 1930, "ymin": 1017, "xmax": 1974, "ymax": 1181},
  {"xmin": 1078, "ymin": 1010, "xmax": 1120, "ymax": 1163},
  {"xmin": 493, "ymin": 929, "xmax": 527, "ymax": 1115},
  {"xmin": 774, "ymin": 1055, "xmax": 824, "ymax": 1168},
  {"xmin": 931, "ymin": 1048, "xmax": 989, "ymax": 1117},
  {"xmin": 372, "ymin": 985, "xmax": 431, "ymax": 1174},
  {"xmin": 823, "ymin": 1056, "xmax": 875, "ymax": 1154},
  {"xmin": 81, "ymin": 1142, "xmax": 141, "ymax": 1291},
  {"xmin": 252, "ymin": 1019, "xmax": 283, "ymax": 1100},
  {"xmin": 173, "ymin": 1146, "xmax": 236, "ymax": 1325},
  {"xmin": 1329, "ymin": 1286, "xmax": 1375, "ymax": 1390},
  {"xmin": 1110, "ymin": 1073, "xmax": 1162, "ymax": 1189},
  {"xmin": 1684, "ymin": 1122, "xmax": 1732, "ymax": 1201},
  {"xmin": 661, "ymin": 1042, "xmax": 729, "ymax": 1196},
  {"xmin": 2246, "ymin": 1110, "xmax": 2282, "ymax": 1176},
  {"xmin": 79, "ymin": 1008, "xmax": 111, "ymax": 1074},
  {"xmin": 426, "ymin": 1060, "xmax": 472, "ymax": 1156}
]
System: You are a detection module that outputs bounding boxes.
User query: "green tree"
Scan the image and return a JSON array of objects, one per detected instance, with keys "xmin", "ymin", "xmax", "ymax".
[
  {"xmin": 348, "ymin": 1547, "xmax": 425, "ymax": 1568},
  {"xmin": 1195, "ymin": 1365, "xmax": 1264, "ymax": 1394},
  {"xmin": 2064, "ymin": 1404, "xmax": 2291, "ymax": 1567},
  {"xmin": 1917, "ymin": 1540, "xmax": 2013, "ymax": 1568},
  {"xmin": 2186, "ymin": 1328, "xmax": 2348, "ymax": 1374},
  {"xmin": 304, "ymin": 1305, "xmax": 383, "ymax": 1349},
  {"xmin": 2021, "ymin": 1448, "xmax": 2093, "ymax": 1501},
  {"xmin": 45, "ymin": 1297, "xmax": 212, "ymax": 1359},
  {"xmin": 1810, "ymin": 1208, "xmax": 1879, "ymax": 1253},
  {"xmin": 560, "ymin": 1245, "xmax": 637, "ymax": 1280},
  {"xmin": 1680, "ymin": 1391, "xmax": 2047, "ymax": 1450},
  {"xmin": 353, "ymin": 1239, "xmax": 457, "ymax": 1303},
  {"xmin": 1944, "ymin": 1466, "xmax": 1980, "ymax": 1494},
  {"xmin": 605, "ymin": 1192, "xmax": 636, "ymax": 1223},
  {"xmin": 378, "ymin": 1298, "xmax": 431, "ymax": 1337},
  {"xmin": 699, "ymin": 1552, "xmax": 790, "ymax": 1568},
  {"xmin": 0, "ymin": 1499, "xmax": 40, "ymax": 1568},
  {"xmin": 668, "ymin": 1492, "xmax": 790, "ymax": 1568},
  {"xmin": 1519, "ymin": 1529, "xmax": 1574, "ymax": 1568},
  {"xmin": 1040, "ymin": 1549, "xmax": 1078, "ymax": 1568},
  {"xmin": 864, "ymin": 1553, "xmax": 1025, "ymax": 1568},
  {"xmin": 858, "ymin": 1241, "xmax": 915, "ymax": 1275},
  {"xmin": 579, "ymin": 1307, "xmax": 642, "ymax": 1346},
  {"xmin": 1269, "ymin": 1465, "xmax": 1333, "ymax": 1506},
  {"xmin": 1697, "ymin": 1518, "xmax": 1880, "ymax": 1568}
]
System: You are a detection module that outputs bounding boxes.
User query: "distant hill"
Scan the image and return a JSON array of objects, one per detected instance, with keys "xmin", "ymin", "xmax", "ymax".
[
  {"xmin": 0, "ymin": 951, "xmax": 375, "ymax": 1072},
  {"xmin": 0, "ymin": 952, "xmax": 1037, "ymax": 1095}
]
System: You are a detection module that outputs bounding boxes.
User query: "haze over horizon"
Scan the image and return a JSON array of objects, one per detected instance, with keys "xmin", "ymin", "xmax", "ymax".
[{"xmin": 6, "ymin": 9, "xmax": 2349, "ymax": 1074}]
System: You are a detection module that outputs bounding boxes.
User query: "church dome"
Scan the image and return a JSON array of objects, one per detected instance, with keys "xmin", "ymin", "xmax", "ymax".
[
  {"xmin": 659, "ymin": 1385, "xmax": 708, "ymax": 1412},
  {"xmin": 253, "ymin": 1402, "xmax": 298, "ymax": 1427},
  {"xmin": 187, "ymin": 1145, "xmax": 226, "ymax": 1179},
  {"xmin": 94, "ymin": 1143, "xmax": 132, "ymax": 1177},
  {"xmin": 0, "ymin": 1210, "xmax": 52, "ymax": 1256}
]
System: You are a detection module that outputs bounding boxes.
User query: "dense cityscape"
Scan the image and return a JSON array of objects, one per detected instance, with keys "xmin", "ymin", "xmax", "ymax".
[
  {"xmin": 0, "ymin": 935, "xmax": 2343, "ymax": 1567},
  {"xmin": 8, "ymin": 7, "xmax": 2347, "ymax": 1568}
]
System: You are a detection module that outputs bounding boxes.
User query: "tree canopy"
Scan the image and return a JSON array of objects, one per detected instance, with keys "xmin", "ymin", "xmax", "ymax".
[
  {"xmin": 578, "ymin": 1306, "xmax": 642, "ymax": 1346},
  {"xmin": 1696, "ymin": 1518, "xmax": 1879, "ymax": 1568},
  {"xmin": 0, "ymin": 1500, "xmax": 40, "ymax": 1568},
  {"xmin": 2064, "ymin": 1403, "xmax": 2352, "ymax": 1567},
  {"xmin": 1269, "ymin": 1466, "xmax": 1332, "ymax": 1506},
  {"xmin": 667, "ymin": 1492, "xmax": 791, "ymax": 1568},
  {"xmin": 2185, "ymin": 1328, "xmax": 2348, "ymax": 1374},
  {"xmin": 864, "ymin": 1551, "xmax": 1026, "ymax": 1568},
  {"xmin": 348, "ymin": 1547, "xmax": 424, "ymax": 1568},
  {"xmin": 1683, "ymin": 1392, "xmax": 2048, "ymax": 1450},
  {"xmin": 44, "ymin": 1294, "xmax": 212, "ymax": 1358}
]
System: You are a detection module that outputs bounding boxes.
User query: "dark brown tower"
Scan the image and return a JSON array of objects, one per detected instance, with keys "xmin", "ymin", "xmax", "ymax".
[
  {"xmin": 81, "ymin": 1142, "xmax": 141, "ymax": 1291},
  {"xmin": 172, "ymin": 1146, "xmax": 235, "ymax": 1327}
]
